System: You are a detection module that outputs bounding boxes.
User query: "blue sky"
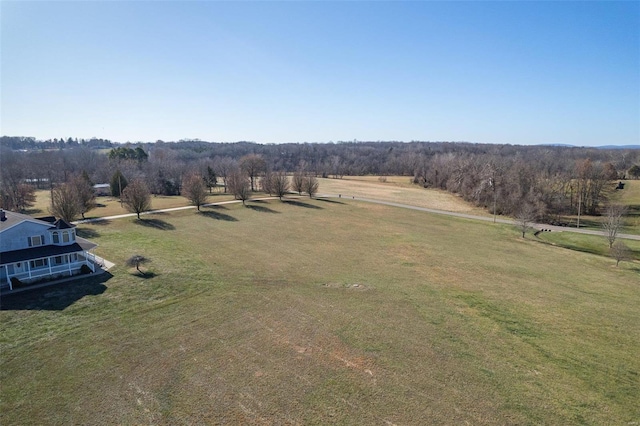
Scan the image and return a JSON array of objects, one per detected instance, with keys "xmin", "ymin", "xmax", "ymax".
[{"xmin": 1, "ymin": 1, "xmax": 638, "ymax": 146}]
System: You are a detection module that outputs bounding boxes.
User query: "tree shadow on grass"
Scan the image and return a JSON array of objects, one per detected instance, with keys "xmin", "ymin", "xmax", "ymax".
[
  {"xmin": 627, "ymin": 204, "xmax": 640, "ymax": 217},
  {"xmin": 207, "ymin": 204, "xmax": 229, "ymax": 210},
  {"xmin": 130, "ymin": 271, "xmax": 159, "ymax": 279},
  {"xmin": 76, "ymin": 227, "xmax": 101, "ymax": 238},
  {"xmin": 135, "ymin": 218, "xmax": 175, "ymax": 230},
  {"xmin": 283, "ymin": 200, "xmax": 323, "ymax": 209},
  {"xmin": 0, "ymin": 272, "xmax": 111, "ymax": 311},
  {"xmin": 246, "ymin": 204, "xmax": 280, "ymax": 213},
  {"xmin": 316, "ymin": 198, "xmax": 345, "ymax": 205},
  {"xmin": 198, "ymin": 210, "xmax": 238, "ymax": 222},
  {"xmin": 86, "ymin": 218, "xmax": 112, "ymax": 226}
]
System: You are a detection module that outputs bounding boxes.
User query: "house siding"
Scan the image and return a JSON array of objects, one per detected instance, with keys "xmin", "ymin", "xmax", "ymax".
[{"xmin": 0, "ymin": 222, "xmax": 52, "ymax": 252}]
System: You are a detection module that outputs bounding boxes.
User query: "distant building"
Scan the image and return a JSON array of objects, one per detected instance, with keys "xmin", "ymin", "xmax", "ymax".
[
  {"xmin": 93, "ymin": 183, "xmax": 111, "ymax": 196},
  {"xmin": 0, "ymin": 210, "xmax": 98, "ymax": 290}
]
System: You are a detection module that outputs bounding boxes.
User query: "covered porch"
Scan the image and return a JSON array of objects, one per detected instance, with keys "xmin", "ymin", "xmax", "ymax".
[{"xmin": 0, "ymin": 240, "xmax": 98, "ymax": 291}]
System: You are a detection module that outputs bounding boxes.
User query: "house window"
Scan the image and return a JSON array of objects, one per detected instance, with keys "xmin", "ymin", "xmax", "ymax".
[
  {"xmin": 30, "ymin": 259, "xmax": 48, "ymax": 268},
  {"xmin": 70, "ymin": 230, "xmax": 75, "ymax": 241},
  {"xmin": 62, "ymin": 232, "xmax": 70, "ymax": 243},
  {"xmin": 29, "ymin": 235, "xmax": 44, "ymax": 247},
  {"xmin": 54, "ymin": 256, "xmax": 63, "ymax": 265},
  {"xmin": 70, "ymin": 253, "xmax": 77, "ymax": 262},
  {"xmin": 53, "ymin": 232, "xmax": 59, "ymax": 243}
]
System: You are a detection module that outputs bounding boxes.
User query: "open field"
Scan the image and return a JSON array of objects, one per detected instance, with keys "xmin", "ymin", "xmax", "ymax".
[
  {"xmin": 318, "ymin": 176, "xmax": 492, "ymax": 216},
  {"xmin": 319, "ymin": 177, "xmax": 640, "ymax": 235},
  {"xmin": 2, "ymin": 198, "xmax": 638, "ymax": 424}
]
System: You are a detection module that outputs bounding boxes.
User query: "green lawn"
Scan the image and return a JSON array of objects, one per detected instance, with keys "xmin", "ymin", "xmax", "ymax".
[
  {"xmin": 536, "ymin": 229, "xmax": 640, "ymax": 261},
  {"xmin": 1, "ymin": 198, "xmax": 639, "ymax": 424}
]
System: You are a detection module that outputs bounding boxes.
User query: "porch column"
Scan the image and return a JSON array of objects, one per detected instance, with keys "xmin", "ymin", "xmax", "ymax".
[
  {"xmin": 68, "ymin": 255, "xmax": 72, "ymax": 273},
  {"xmin": 27, "ymin": 261, "xmax": 32, "ymax": 278},
  {"xmin": 48, "ymin": 257, "xmax": 53, "ymax": 275},
  {"xmin": 3, "ymin": 266, "xmax": 11, "ymax": 290}
]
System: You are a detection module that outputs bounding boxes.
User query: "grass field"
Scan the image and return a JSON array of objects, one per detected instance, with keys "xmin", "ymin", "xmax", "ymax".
[
  {"xmin": 537, "ymin": 230, "xmax": 640, "ymax": 262},
  {"xmin": 1, "ymin": 198, "xmax": 638, "ymax": 424},
  {"xmin": 318, "ymin": 176, "xmax": 491, "ymax": 216}
]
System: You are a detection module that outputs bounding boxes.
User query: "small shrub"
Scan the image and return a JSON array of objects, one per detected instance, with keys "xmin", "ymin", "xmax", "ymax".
[
  {"xmin": 80, "ymin": 264, "xmax": 93, "ymax": 275},
  {"xmin": 10, "ymin": 276, "xmax": 23, "ymax": 288}
]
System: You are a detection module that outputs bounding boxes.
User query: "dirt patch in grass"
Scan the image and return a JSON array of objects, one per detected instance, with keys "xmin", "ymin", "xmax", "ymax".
[{"xmin": 322, "ymin": 282, "xmax": 372, "ymax": 290}]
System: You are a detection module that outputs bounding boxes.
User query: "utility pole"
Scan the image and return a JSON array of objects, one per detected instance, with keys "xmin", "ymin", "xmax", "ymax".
[
  {"xmin": 490, "ymin": 177, "xmax": 497, "ymax": 223},
  {"xmin": 118, "ymin": 173, "xmax": 123, "ymax": 207},
  {"xmin": 577, "ymin": 191, "xmax": 581, "ymax": 229}
]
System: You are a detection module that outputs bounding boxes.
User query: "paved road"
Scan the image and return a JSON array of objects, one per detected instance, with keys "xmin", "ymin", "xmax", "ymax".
[
  {"xmin": 73, "ymin": 197, "xmax": 277, "ymax": 224},
  {"xmin": 318, "ymin": 193, "xmax": 640, "ymax": 242},
  {"xmin": 74, "ymin": 193, "xmax": 640, "ymax": 242}
]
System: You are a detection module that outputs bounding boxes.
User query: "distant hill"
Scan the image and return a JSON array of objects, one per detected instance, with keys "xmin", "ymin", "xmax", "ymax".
[
  {"xmin": 537, "ymin": 143, "xmax": 640, "ymax": 150},
  {"xmin": 596, "ymin": 145, "xmax": 640, "ymax": 150}
]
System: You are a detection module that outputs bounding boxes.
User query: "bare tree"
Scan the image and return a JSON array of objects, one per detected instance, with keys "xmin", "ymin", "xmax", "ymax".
[
  {"xmin": 121, "ymin": 179, "xmax": 151, "ymax": 219},
  {"xmin": 213, "ymin": 156, "xmax": 236, "ymax": 193},
  {"xmin": 70, "ymin": 174, "xmax": 96, "ymax": 219},
  {"xmin": 303, "ymin": 175, "xmax": 319, "ymax": 199},
  {"xmin": 610, "ymin": 241, "xmax": 631, "ymax": 267},
  {"xmin": 50, "ymin": 183, "xmax": 81, "ymax": 222},
  {"xmin": 239, "ymin": 154, "xmax": 266, "ymax": 192},
  {"xmin": 126, "ymin": 254, "xmax": 151, "ymax": 275},
  {"xmin": 260, "ymin": 171, "xmax": 274, "ymax": 195},
  {"xmin": 515, "ymin": 203, "xmax": 537, "ymax": 238},
  {"xmin": 227, "ymin": 170, "xmax": 251, "ymax": 205},
  {"xmin": 13, "ymin": 184, "xmax": 37, "ymax": 212},
  {"xmin": 271, "ymin": 172, "xmax": 290, "ymax": 200},
  {"xmin": 292, "ymin": 171, "xmax": 305, "ymax": 195},
  {"xmin": 182, "ymin": 173, "xmax": 208, "ymax": 211},
  {"xmin": 205, "ymin": 164, "xmax": 217, "ymax": 194},
  {"xmin": 602, "ymin": 204, "xmax": 628, "ymax": 248}
]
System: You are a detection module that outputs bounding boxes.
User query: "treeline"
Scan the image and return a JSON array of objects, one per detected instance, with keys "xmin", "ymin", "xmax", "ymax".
[
  {"xmin": 0, "ymin": 136, "xmax": 114, "ymax": 150},
  {"xmin": 1, "ymin": 137, "xmax": 639, "ymax": 220}
]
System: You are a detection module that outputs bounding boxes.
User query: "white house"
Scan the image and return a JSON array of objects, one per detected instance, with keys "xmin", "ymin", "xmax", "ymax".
[{"xmin": 0, "ymin": 209, "xmax": 98, "ymax": 290}]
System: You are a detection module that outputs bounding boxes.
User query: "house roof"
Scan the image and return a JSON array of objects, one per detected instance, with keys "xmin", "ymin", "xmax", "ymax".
[
  {"xmin": 36, "ymin": 216, "xmax": 57, "ymax": 223},
  {"xmin": 52, "ymin": 219, "xmax": 74, "ymax": 229},
  {"xmin": 0, "ymin": 210, "xmax": 76, "ymax": 233},
  {"xmin": 0, "ymin": 210, "xmax": 51, "ymax": 232},
  {"xmin": 0, "ymin": 241, "xmax": 97, "ymax": 265},
  {"xmin": 76, "ymin": 237, "xmax": 98, "ymax": 251}
]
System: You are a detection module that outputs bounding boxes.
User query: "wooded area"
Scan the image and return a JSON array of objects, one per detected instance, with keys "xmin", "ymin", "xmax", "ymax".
[{"xmin": 1, "ymin": 136, "xmax": 638, "ymax": 221}]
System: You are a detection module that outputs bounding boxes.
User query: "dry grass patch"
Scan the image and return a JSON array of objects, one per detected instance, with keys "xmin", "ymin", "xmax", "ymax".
[{"xmin": 319, "ymin": 176, "xmax": 490, "ymax": 216}]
